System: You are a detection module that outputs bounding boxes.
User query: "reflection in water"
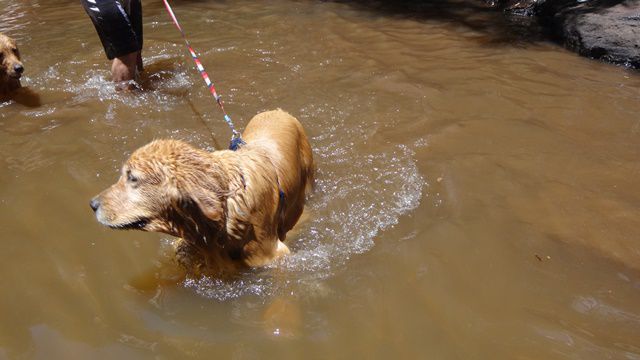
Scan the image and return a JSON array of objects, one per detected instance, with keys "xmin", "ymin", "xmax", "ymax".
[
  {"xmin": 0, "ymin": 1, "xmax": 30, "ymax": 38},
  {"xmin": 0, "ymin": 0, "xmax": 640, "ymax": 358}
]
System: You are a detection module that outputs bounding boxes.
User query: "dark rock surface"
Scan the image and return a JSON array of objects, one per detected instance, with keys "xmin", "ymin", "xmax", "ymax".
[
  {"xmin": 542, "ymin": 0, "xmax": 640, "ymax": 68},
  {"xmin": 486, "ymin": 0, "xmax": 640, "ymax": 69},
  {"xmin": 504, "ymin": 0, "xmax": 541, "ymax": 16}
]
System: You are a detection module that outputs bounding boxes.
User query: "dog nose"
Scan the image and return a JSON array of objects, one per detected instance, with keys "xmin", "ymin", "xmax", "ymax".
[
  {"xmin": 90, "ymin": 198, "xmax": 100, "ymax": 212},
  {"xmin": 13, "ymin": 64, "xmax": 23, "ymax": 74}
]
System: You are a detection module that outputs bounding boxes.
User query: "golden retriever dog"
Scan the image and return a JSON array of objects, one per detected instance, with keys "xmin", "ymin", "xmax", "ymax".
[
  {"xmin": 0, "ymin": 32, "xmax": 24, "ymax": 100},
  {"xmin": 90, "ymin": 109, "xmax": 314, "ymax": 274}
]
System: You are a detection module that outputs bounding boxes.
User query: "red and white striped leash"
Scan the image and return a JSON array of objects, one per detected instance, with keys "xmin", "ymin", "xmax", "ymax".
[{"xmin": 162, "ymin": 0, "xmax": 245, "ymax": 150}]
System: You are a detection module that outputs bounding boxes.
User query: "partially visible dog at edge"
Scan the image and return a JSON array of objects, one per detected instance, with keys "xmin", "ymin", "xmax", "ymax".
[
  {"xmin": 0, "ymin": 32, "xmax": 24, "ymax": 101},
  {"xmin": 90, "ymin": 109, "xmax": 315, "ymax": 274}
]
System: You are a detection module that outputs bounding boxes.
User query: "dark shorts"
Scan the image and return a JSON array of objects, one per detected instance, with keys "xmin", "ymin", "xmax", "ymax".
[{"xmin": 82, "ymin": 0, "xmax": 143, "ymax": 60}]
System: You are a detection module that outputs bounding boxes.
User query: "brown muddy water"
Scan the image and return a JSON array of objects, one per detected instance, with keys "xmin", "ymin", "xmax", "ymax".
[{"xmin": 1, "ymin": 0, "xmax": 640, "ymax": 358}]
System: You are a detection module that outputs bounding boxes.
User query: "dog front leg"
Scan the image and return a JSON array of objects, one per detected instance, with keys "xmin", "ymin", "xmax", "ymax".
[{"xmin": 242, "ymin": 236, "xmax": 290, "ymax": 267}]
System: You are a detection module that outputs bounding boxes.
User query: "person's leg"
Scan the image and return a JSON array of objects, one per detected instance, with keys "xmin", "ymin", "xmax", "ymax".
[
  {"xmin": 136, "ymin": 51, "xmax": 143, "ymax": 73},
  {"xmin": 82, "ymin": 0, "xmax": 143, "ymax": 84},
  {"xmin": 111, "ymin": 0, "xmax": 142, "ymax": 83},
  {"xmin": 129, "ymin": 0, "xmax": 144, "ymax": 73},
  {"xmin": 111, "ymin": 51, "xmax": 138, "ymax": 82}
]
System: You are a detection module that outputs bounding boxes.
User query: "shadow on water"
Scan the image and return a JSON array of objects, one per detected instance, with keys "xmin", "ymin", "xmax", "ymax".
[
  {"xmin": 535, "ymin": 0, "xmax": 629, "ymax": 17},
  {"xmin": 328, "ymin": 0, "xmax": 639, "ymax": 57},
  {"xmin": 11, "ymin": 87, "xmax": 41, "ymax": 108},
  {"xmin": 324, "ymin": 0, "xmax": 549, "ymax": 45}
]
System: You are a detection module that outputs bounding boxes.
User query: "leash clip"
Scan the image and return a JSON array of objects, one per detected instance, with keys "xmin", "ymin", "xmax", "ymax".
[{"xmin": 229, "ymin": 131, "xmax": 245, "ymax": 151}]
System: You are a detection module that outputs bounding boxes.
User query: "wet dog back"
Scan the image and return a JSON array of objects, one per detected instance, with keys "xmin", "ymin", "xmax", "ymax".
[{"xmin": 242, "ymin": 110, "xmax": 315, "ymax": 239}]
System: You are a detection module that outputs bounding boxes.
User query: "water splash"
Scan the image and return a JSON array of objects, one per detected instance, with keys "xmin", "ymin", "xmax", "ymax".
[
  {"xmin": 183, "ymin": 138, "xmax": 424, "ymax": 301},
  {"xmin": 67, "ymin": 68, "xmax": 191, "ymax": 113}
]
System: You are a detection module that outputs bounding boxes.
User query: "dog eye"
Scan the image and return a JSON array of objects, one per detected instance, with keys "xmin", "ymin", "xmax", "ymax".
[{"xmin": 126, "ymin": 170, "xmax": 139, "ymax": 183}]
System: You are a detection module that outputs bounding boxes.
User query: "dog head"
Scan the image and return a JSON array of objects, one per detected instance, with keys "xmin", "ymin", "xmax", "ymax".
[
  {"xmin": 90, "ymin": 140, "xmax": 229, "ymax": 246},
  {"xmin": 0, "ymin": 33, "xmax": 24, "ymax": 81}
]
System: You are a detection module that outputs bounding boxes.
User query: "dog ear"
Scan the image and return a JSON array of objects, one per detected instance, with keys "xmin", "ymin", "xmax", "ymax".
[
  {"xmin": 189, "ymin": 188, "xmax": 223, "ymax": 223},
  {"xmin": 169, "ymin": 186, "xmax": 226, "ymax": 249},
  {"xmin": 182, "ymin": 184, "xmax": 224, "ymax": 224}
]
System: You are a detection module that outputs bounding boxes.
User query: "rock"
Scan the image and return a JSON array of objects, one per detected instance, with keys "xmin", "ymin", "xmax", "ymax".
[
  {"xmin": 504, "ymin": 0, "xmax": 541, "ymax": 16},
  {"xmin": 540, "ymin": 0, "xmax": 640, "ymax": 68},
  {"xmin": 483, "ymin": 0, "xmax": 541, "ymax": 15},
  {"xmin": 555, "ymin": 0, "xmax": 640, "ymax": 69},
  {"xmin": 484, "ymin": 0, "xmax": 640, "ymax": 69}
]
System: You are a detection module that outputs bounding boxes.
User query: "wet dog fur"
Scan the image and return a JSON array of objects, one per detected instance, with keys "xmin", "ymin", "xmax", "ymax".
[
  {"xmin": 91, "ymin": 109, "xmax": 314, "ymax": 274},
  {"xmin": 0, "ymin": 33, "xmax": 24, "ymax": 100}
]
